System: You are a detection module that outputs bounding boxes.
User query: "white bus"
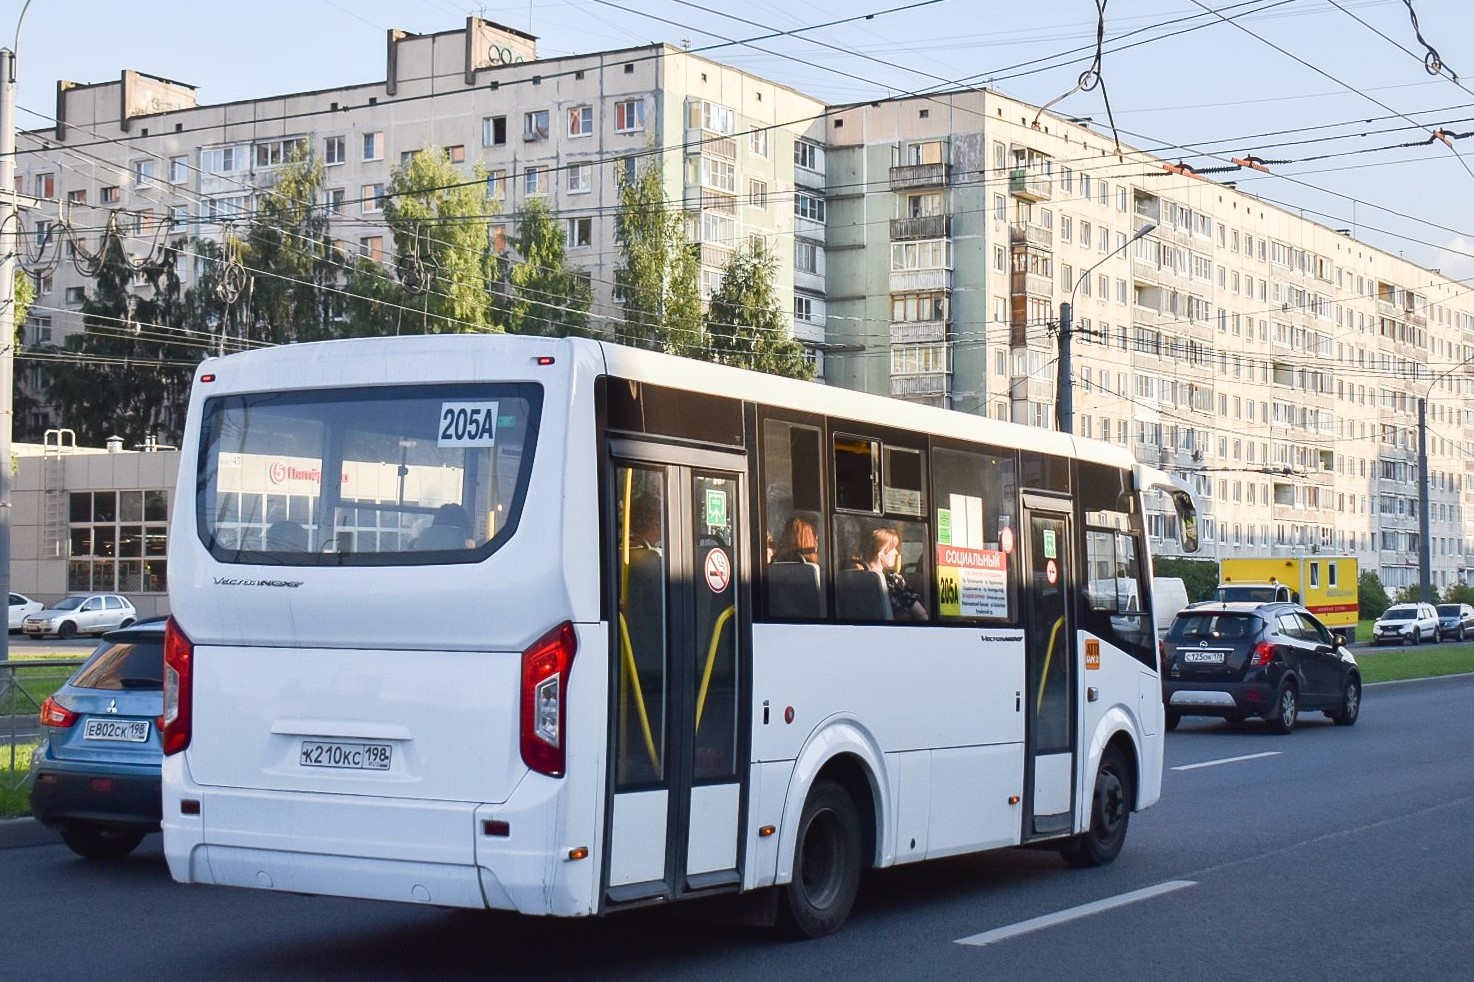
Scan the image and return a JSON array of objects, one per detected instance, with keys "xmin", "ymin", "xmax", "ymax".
[{"xmin": 161, "ymin": 334, "xmax": 1196, "ymax": 937}]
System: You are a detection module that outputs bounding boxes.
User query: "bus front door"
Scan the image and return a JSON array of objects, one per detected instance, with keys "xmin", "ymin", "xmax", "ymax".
[
  {"xmin": 1020, "ymin": 498, "xmax": 1078, "ymax": 839},
  {"xmin": 605, "ymin": 450, "xmax": 746, "ymax": 905}
]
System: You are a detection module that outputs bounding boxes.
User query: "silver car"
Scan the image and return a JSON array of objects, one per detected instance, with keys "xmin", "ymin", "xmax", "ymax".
[{"xmin": 22, "ymin": 594, "xmax": 138, "ymax": 640}]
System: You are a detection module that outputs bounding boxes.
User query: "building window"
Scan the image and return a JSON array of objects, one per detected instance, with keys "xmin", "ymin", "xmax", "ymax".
[
  {"xmin": 567, "ymin": 105, "xmax": 593, "ymax": 137},
  {"xmin": 201, "ymin": 146, "xmax": 244, "ymax": 173},
  {"xmin": 750, "ymin": 128, "xmax": 769, "ymax": 158},
  {"xmin": 795, "ymin": 240, "xmax": 819, "ymax": 274},
  {"xmin": 566, "ymin": 217, "xmax": 592, "ymax": 249},
  {"xmin": 524, "ymin": 110, "xmax": 550, "ymax": 141},
  {"xmin": 64, "ymin": 286, "xmax": 85, "ymax": 305},
  {"xmin": 795, "ymin": 139, "xmax": 821, "ymax": 171},
  {"xmin": 362, "ymin": 132, "xmax": 383, "ymax": 161},
  {"xmin": 68, "ymin": 490, "xmax": 169, "ymax": 594},
  {"xmin": 362, "ymin": 183, "xmax": 384, "ymax": 213},
  {"xmin": 359, "ymin": 236, "xmax": 385, "ymax": 262},
  {"xmin": 568, "ymin": 163, "xmax": 592, "ymax": 194},
  {"xmin": 447, "ymin": 145, "xmax": 466, "ymax": 164},
  {"xmin": 795, "ymin": 192, "xmax": 826, "ymax": 223},
  {"xmin": 483, "ymin": 116, "xmax": 507, "ymax": 147},
  {"xmin": 255, "ymin": 138, "xmax": 303, "ymax": 168},
  {"xmin": 101, "ymin": 186, "xmax": 121, "ymax": 204},
  {"xmin": 487, "ymin": 170, "xmax": 507, "ymax": 201},
  {"xmin": 34, "ymin": 172, "xmax": 55, "ymax": 198},
  {"xmin": 749, "ymin": 179, "xmax": 768, "ymax": 209},
  {"xmin": 615, "ymin": 99, "xmax": 646, "ymax": 133},
  {"xmin": 66, "ymin": 189, "xmax": 86, "ymax": 205},
  {"xmin": 688, "ymin": 99, "xmax": 735, "ymax": 134},
  {"xmin": 324, "ymin": 136, "xmax": 345, "ymax": 166},
  {"xmin": 524, "ymin": 166, "xmax": 546, "ymax": 196}
]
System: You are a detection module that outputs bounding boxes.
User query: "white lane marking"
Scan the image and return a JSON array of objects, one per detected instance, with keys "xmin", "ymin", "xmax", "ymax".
[
  {"xmin": 1172, "ymin": 751, "xmax": 1280, "ymax": 771},
  {"xmin": 955, "ymin": 880, "xmax": 1196, "ymax": 947}
]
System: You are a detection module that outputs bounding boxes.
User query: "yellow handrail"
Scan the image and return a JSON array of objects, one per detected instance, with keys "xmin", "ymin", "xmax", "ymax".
[
  {"xmin": 617, "ymin": 468, "xmax": 660, "ymax": 771},
  {"xmin": 695, "ymin": 604, "xmax": 735, "ymax": 731},
  {"xmin": 617, "ymin": 611, "xmax": 661, "ymax": 769},
  {"xmin": 1036, "ymin": 615, "xmax": 1066, "ymax": 714}
]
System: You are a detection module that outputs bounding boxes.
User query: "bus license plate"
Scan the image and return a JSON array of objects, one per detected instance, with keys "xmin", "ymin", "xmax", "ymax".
[
  {"xmin": 83, "ymin": 718, "xmax": 150, "ymax": 743},
  {"xmin": 299, "ymin": 740, "xmax": 392, "ymax": 771}
]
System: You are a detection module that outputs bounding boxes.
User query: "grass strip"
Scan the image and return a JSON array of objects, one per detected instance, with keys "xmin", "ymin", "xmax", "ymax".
[{"xmin": 1354, "ymin": 642, "xmax": 1474, "ymax": 683}]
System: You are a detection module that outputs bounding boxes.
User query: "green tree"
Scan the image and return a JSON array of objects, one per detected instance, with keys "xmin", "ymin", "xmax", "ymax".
[
  {"xmin": 505, "ymin": 197, "xmax": 591, "ymax": 337},
  {"xmin": 1152, "ymin": 557, "xmax": 1219, "ymax": 603},
  {"xmin": 1359, "ymin": 569, "xmax": 1391, "ymax": 620},
  {"xmin": 12, "ymin": 268, "xmax": 34, "ymax": 344},
  {"xmin": 383, "ymin": 147, "xmax": 497, "ymax": 333},
  {"xmin": 1442, "ymin": 581, "xmax": 1474, "ymax": 605},
  {"xmin": 705, "ymin": 241, "xmax": 813, "ymax": 380},
  {"xmin": 42, "ymin": 222, "xmax": 204, "ymax": 446},
  {"xmin": 242, "ymin": 144, "xmax": 339, "ymax": 344},
  {"xmin": 612, "ymin": 159, "xmax": 702, "ymax": 355}
]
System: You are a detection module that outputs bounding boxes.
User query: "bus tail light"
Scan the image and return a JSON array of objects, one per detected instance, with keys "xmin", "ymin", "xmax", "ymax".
[
  {"xmin": 1249, "ymin": 641, "xmax": 1274, "ymax": 667},
  {"xmin": 521, "ymin": 622, "xmax": 578, "ymax": 777},
  {"xmin": 39, "ymin": 695, "xmax": 78, "ymax": 728},
  {"xmin": 163, "ymin": 617, "xmax": 195, "ymax": 756}
]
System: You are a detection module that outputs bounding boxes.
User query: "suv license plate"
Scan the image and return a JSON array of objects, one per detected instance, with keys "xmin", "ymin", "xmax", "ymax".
[
  {"xmin": 1183, "ymin": 651, "xmax": 1225, "ymax": 664},
  {"xmin": 300, "ymin": 740, "xmax": 392, "ymax": 771},
  {"xmin": 83, "ymin": 718, "xmax": 151, "ymax": 743}
]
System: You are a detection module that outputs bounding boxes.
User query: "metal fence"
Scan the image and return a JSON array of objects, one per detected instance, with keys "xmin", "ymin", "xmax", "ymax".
[{"xmin": 2, "ymin": 659, "xmax": 85, "ymax": 793}]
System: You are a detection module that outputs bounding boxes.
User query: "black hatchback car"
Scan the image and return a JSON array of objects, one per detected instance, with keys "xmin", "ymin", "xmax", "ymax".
[{"xmin": 1161, "ymin": 601, "xmax": 1360, "ymax": 734}]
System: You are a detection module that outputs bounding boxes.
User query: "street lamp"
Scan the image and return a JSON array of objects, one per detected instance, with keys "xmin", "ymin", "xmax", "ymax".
[{"xmin": 1055, "ymin": 221, "xmax": 1157, "ymax": 434}]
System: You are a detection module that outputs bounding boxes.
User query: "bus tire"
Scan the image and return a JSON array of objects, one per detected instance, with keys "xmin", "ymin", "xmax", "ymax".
[
  {"xmin": 1062, "ymin": 745, "xmax": 1131, "ymax": 869},
  {"xmin": 777, "ymin": 779, "xmax": 862, "ymax": 938}
]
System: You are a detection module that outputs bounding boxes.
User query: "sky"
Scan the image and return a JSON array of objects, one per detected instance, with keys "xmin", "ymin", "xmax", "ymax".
[{"xmin": 9, "ymin": 0, "xmax": 1474, "ymax": 281}]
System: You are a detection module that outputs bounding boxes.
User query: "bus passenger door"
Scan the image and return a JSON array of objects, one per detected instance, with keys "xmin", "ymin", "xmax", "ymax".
[
  {"xmin": 1020, "ymin": 498, "xmax": 1077, "ymax": 839},
  {"xmin": 605, "ymin": 450, "xmax": 746, "ymax": 905}
]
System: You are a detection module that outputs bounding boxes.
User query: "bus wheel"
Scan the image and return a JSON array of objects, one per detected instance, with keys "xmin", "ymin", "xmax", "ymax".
[
  {"xmin": 777, "ymin": 779, "xmax": 861, "ymax": 938},
  {"xmin": 1062, "ymin": 746, "xmax": 1131, "ymax": 869}
]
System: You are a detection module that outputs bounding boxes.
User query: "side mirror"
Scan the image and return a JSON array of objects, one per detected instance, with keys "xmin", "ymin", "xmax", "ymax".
[{"xmin": 1333, "ymin": 634, "xmax": 1346, "ymax": 648}]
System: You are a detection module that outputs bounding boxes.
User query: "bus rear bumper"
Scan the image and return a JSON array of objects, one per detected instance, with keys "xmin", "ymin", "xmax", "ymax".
[{"xmin": 162, "ymin": 755, "xmax": 597, "ymax": 916}]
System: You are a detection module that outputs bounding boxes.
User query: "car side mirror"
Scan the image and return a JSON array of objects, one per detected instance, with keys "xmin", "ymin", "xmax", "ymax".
[{"xmin": 1333, "ymin": 634, "xmax": 1346, "ymax": 647}]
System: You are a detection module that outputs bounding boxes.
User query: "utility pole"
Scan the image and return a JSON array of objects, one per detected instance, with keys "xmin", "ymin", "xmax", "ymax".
[
  {"xmin": 1055, "ymin": 300, "xmax": 1073, "ymax": 433},
  {"xmin": 1418, "ymin": 396, "xmax": 1431, "ymax": 602},
  {"xmin": 1, "ymin": 45, "xmax": 17, "ymax": 668}
]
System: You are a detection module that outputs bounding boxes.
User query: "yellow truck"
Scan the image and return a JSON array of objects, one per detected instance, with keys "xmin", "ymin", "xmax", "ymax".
[{"xmin": 1216, "ymin": 556, "xmax": 1360, "ymax": 640}]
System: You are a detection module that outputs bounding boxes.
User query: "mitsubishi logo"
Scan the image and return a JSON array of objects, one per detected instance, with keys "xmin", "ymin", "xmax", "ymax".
[{"xmin": 106, "ymin": 699, "xmax": 118, "ymax": 714}]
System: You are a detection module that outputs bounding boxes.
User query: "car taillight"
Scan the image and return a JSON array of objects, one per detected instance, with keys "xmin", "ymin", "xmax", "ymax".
[
  {"xmin": 520, "ymin": 622, "xmax": 578, "ymax": 778},
  {"xmin": 163, "ymin": 617, "xmax": 194, "ymax": 756},
  {"xmin": 1249, "ymin": 641, "xmax": 1275, "ymax": 667},
  {"xmin": 39, "ymin": 695, "xmax": 78, "ymax": 728}
]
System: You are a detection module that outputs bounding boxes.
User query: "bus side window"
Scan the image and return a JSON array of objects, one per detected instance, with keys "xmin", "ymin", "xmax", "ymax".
[{"xmin": 762, "ymin": 419, "xmax": 828, "ymax": 620}]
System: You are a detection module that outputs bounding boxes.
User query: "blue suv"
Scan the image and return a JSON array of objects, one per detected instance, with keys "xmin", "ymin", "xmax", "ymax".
[{"xmin": 29, "ymin": 619, "xmax": 166, "ymax": 858}]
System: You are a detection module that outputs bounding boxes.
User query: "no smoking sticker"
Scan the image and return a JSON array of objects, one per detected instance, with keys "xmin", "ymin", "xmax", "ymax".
[
  {"xmin": 1045, "ymin": 558, "xmax": 1058, "ymax": 585},
  {"xmin": 704, "ymin": 548, "xmax": 731, "ymax": 593}
]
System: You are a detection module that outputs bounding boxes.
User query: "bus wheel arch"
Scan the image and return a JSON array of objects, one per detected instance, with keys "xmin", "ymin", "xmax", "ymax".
[
  {"xmin": 1062, "ymin": 737, "xmax": 1135, "ymax": 868},
  {"xmin": 776, "ymin": 723, "xmax": 887, "ymax": 886}
]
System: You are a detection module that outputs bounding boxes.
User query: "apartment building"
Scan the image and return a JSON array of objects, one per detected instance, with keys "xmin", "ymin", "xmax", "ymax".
[
  {"xmin": 15, "ymin": 18, "xmax": 828, "ymax": 379},
  {"xmin": 14, "ymin": 19, "xmax": 1474, "ymax": 592},
  {"xmin": 823, "ymin": 89, "xmax": 1474, "ymax": 592}
]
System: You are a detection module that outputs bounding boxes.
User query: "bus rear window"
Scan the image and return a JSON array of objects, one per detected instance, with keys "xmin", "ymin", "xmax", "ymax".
[{"xmin": 196, "ymin": 383, "xmax": 542, "ymax": 566}]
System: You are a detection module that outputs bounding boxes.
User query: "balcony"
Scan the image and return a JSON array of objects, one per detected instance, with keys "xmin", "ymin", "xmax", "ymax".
[
  {"xmin": 890, "ymin": 215, "xmax": 950, "ymax": 240},
  {"xmin": 1010, "ymin": 269, "xmax": 1052, "ymax": 300},
  {"xmin": 1009, "ymin": 222, "xmax": 1053, "ymax": 250},
  {"xmin": 890, "ymin": 268, "xmax": 952, "ymax": 293},
  {"xmin": 889, "ymin": 162, "xmax": 950, "ymax": 191},
  {"xmin": 891, "ymin": 372, "xmax": 950, "ymax": 398},
  {"xmin": 1009, "ymin": 168, "xmax": 1052, "ymax": 201},
  {"xmin": 890, "ymin": 319, "xmax": 948, "ymax": 344}
]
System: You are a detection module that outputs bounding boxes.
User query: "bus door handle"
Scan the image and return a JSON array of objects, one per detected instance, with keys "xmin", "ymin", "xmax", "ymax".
[{"xmin": 1087, "ymin": 687, "xmax": 1099, "ymax": 703}]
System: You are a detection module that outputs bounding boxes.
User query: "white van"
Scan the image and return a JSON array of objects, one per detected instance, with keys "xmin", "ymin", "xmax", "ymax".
[{"xmin": 1151, "ymin": 577, "xmax": 1191, "ymax": 636}]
